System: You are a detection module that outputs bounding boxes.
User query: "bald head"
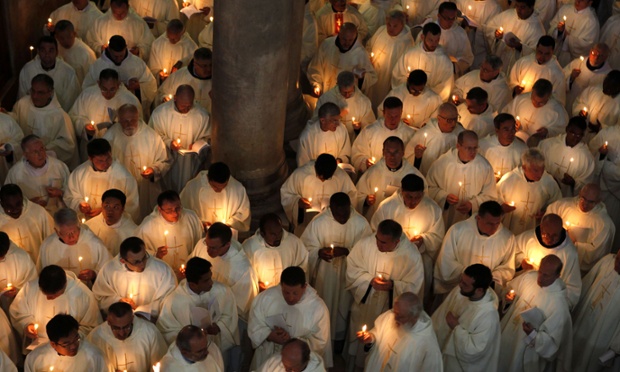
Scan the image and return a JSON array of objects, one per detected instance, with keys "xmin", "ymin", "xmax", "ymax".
[
  {"xmin": 281, "ymin": 339, "xmax": 310, "ymax": 371},
  {"xmin": 438, "ymin": 102, "xmax": 457, "ymax": 117},
  {"xmin": 540, "ymin": 214, "xmax": 564, "ymax": 246},
  {"xmin": 174, "ymin": 84, "xmax": 195, "ymax": 113},
  {"xmin": 590, "ymin": 43, "xmax": 610, "ymax": 67},
  {"xmin": 538, "ymin": 254, "xmax": 563, "ymax": 287}
]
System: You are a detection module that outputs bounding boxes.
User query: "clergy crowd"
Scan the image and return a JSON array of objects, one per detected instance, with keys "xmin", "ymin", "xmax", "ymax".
[{"xmin": 1, "ymin": 0, "xmax": 620, "ymax": 371}]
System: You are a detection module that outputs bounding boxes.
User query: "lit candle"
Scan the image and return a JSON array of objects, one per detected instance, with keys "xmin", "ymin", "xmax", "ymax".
[
  {"xmin": 496, "ymin": 171, "xmax": 501, "ymax": 178},
  {"xmin": 563, "ymin": 15, "xmax": 567, "ymax": 22},
  {"xmin": 330, "ymin": 244, "xmax": 334, "ymax": 255},
  {"xmin": 49, "ymin": 366, "xmax": 54, "ymax": 372},
  {"xmin": 34, "ymin": 323, "xmax": 39, "ymax": 331},
  {"xmin": 452, "ymin": 95, "xmax": 457, "ymax": 103},
  {"xmin": 164, "ymin": 230, "xmax": 169, "ymax": 245},
  {"xmin": 423, "ymin": 132, "xmax": 428, "ymax": 146},
  {"xmin": 458, "ymin": 181, "xmax": 463, "ymax": 188},
  {"xmin": 180, "ymin": 264, "xmax": 185, "ymax": 271},
  {"xmin": 407, "ymin": 66, "xmax": 411, "ymax": 72},
  {"xmin": 406, "ymin": 5, "xmax": 410, "ymax": 10},
  {"xmin": 129, "ymin": 293, "xmax": 134, "ymax": 300},
  {"xmin": 516, "ymin": 115, "xmax": 520, "ymax": 121},
  {"xmin": 81, "ymin": 218, "xmax": 85, "ymax": 224},
  {"xmin": 6, "ymin": 283, "xmax": 12, "ymax": 290},
  {"xmin": 308, "ymin": 197, "xmax": 312, "ymax": 203},
  {"xmin": 313, "ymin": 85, "xmax": 321, "ymax": 96},
  {"xmin": 566, "ymin": 157, "xmax": 574, "ymax": 173},
  {"xmin": 78, "ymin": 256, "xmax": 83, "ymax": 271},
  {"xmin": 468, "ymin": 5, "xmax": 472, "ymax": 11},
  {"xmin": 582, "ymin": 106, "xmax": 588, "ymax": 115},
  {"xmin": 84, "ymin": 196, "xmax": 89, "ymax": 203},
  {"xmin": 510, "ymin": 201, "xmax": 515, "ymax": 207},
  {"xmin": 153, "ymin": 362, "xmax": 161, "ymax": 372},
  {"xmin": 406, "ymin": 114, "xmax": 411, "ymax": 120},
  {"xmin": 362, "ymin": 324, "xmax": 367, "ymax": 333},
  {"xmin": 378, "ymin": 273, "xmax": 383, "ymax": 279},
  {"xmin": 499, "ymin": 26, "xmax": 503, "ymax": 32},
  {"xmin": 264, "ymin": 281, "xmax": 270, "ymax": 286},
  {"xmin": 605, "ymin": 141, "xmax": 609, "ymax": 147},
  {"xmin": 565, "ymin": 221, "xmax": 571, "ymax": 228},
  {"xmin": 163, "ymin": 68, "xmax": 168, "ymax": 75},
  {"xmin": 521, "ymin": 79, "xmax": 527, "ymax": 88},
  {"xmin": 176, "ymin": 138, "xmax": 181, "ymax": 146},
  {"xmin": 370, "ymin": 52, "xmax": 374, "ymax": 59},
  {"xmin": 47, "ymin": 18, "xmax": 53, "ymax": 26},
  {"xmin": 374, "ymin": 187, "xmax": 379, "ymax": 194},
  {"xmin": 142, "ymin": 165, "xmax": 147, "ymax": 172},
  {"xmin": 90, "ymin": 120, "xmax": 95, "ymax": 127},
  {"xmin": 209, "ymin": 16, "xmax": 214, "ymax": 22},
  {"xmin": 29, "ymin": 45, "xmax": 34, "ymax": 59},
  {"xmin": 168, "ymin": 94, "xmax": 173, "ymax": 101},
  {"xmin": 509, "ymin": 289, "xmax": 515, "ymax": 296},
  {"xmin": 371, "ymin": 156, "xmax": 376, "ymax": 164},
  {"xmin": 352, "ymin": 116, "xmax": 356, "ymax": 122}
]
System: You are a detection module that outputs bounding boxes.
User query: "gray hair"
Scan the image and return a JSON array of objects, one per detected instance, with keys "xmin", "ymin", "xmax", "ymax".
[
  {"xmin": 521, "ymin": 148, "xmax": 545, "ymax": 168},
  {"xmin": 396, "ymin": 292, "xmax": 422, "ymax": 318},
  {"xmin": 484, "ymin": 54, "xmax": 503, "ymax": 71},
  {"xmin": 53, "ymin": 208, "xmax": 78, "ymax": 227},
  {"xmin": 386, "ymin": 10, "xmax": 406, "ymax": 23},
  {"xmin": 118, "ymin": 103, "xmax": 139, "ymax": 117}
]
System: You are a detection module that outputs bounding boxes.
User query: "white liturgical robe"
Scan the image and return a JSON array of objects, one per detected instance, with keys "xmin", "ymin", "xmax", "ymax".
[
  {"xmin": 84, "ymin": 213, "xmax": 137, "ymax": 256},
  {"xmin": 159, "ymin": 341, "xmax": 224, "ymax": 372},
  {"xmin": 509, "ymin": 53, "xmax": 567, "ymax": 105},
  {"xmin": 401, "ymin": 0, "xmax": 442, "ymax": 27},
  {"xmin": 502, "ymin": 93, "xmax": 569, "ymax": 142},
  {"xmin": 85, "ymin": 9, "xmax": 155, "ymax": 59},
  {"xmin": 49, "ymin": 1, "xmax": 103, "ymax": 40},
  {"xmin": 0, "ymin": 349, "xmax": 16, "ymax": 372},
  {"xmin": 0, "ymin": 242, "xmax": 37, "ymax": 301},
  {"xmin": 0, "ymin": 200, "xmax": 53, "ymax": 263},
  {"xmin": 455, "ymin": 0, "xmax": 502, "ymax": 69},
  {"xmin": 573, "ymin": 84, "xmax": 620, "ymax": 129},
  {"xmin": 88, "ymin": 316, "xmax": 167, "ymax": 372},
  {"xmin": 248, "ymin": 285, "xmax": 332, "ymax": 368},
  {"xmin": 453, "ymin": 69, "xmax": 511, "ymax": 113},
  {"xmin": 58, "ymin": 38, "xmax": 97, "ymax": 86},
  {"xmin": 548, "ymin": 5, "xmax": 599, "ymax": 67},
  {"xmin": 563, "ymin": 59, "xmax": 611, "ymax": 111},
  {"xmin": 351, "ymin": 118, "xmax": 415, "ymax": 172},
  {"xmin": 129, "ymin": 0, "xmax": 180, "ymax": 38},
  {"xmin": 0, "ymin": 113, "xmax": 23, "ymax": 185},
  {"xmin": 148, "ymin": 33, "xmax": 197, "ymax": 78},
  {"xmin": 259, "ymin": 350, "xmax": 326, "ymax": 372},
  {"xmin": 600, "ymin": 14, "xmax": 620, "ymax": 70},
  {"xmin": 198, "ymin": 21, "xmax": 214, "ymax": 50},
  {"xmin": 478, "ymin": 135, "xmax": 527, "ymax": 180},
  {"xmin": 404, "ymin": 119, "xmax": 464, "ymax": 175},
  {"xmin": 314, "ymin": 4, "xmax": 368, "ymax": 45},
  {"xmin": 156, "ymin": 64, "xmax": 212, "ymax": 112},
  {"xmin": 0, "ymin": 310, "xmax": 17, "ymax": 367},
  {"xmin": 420, "ymin": 21, "xmax": 474, "ymax": 76},
  {"xmin": 24, "ymin": 339, "xmax": 107, "ymax": 372},
  {"xmin": 379, "ymin": 85, "xmax": 442, "ymax": 129},
  {"xmin": 457, "ymin": 103, "xmax": 496, "ymax": 138},
  {"xmin": 297, "ymin": 119, "xmax": 352, "ymax": 167}
]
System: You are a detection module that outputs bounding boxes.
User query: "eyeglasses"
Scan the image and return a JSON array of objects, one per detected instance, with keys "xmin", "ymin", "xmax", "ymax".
[
  {"xmin": 125, "ymin": 252, "xmax": 149, "ymax": 266},
  {"xmin": 110, "ymin": 322, "xmax": 133, "ymax": 332},
  {"xmin": 56, "ymin": 334, "xmax": 81, "ymax": 348},
  {"xmin": 438, "ymin": 114, "xmax": 460, "ymax": 124}
]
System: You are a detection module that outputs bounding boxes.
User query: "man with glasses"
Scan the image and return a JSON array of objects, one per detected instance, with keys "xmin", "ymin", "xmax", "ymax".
[
  {"xmin": 299, "ymin": 101, "xmax": 352, "ymax": 167},
  {"xmin": 93, "ymin": 236, "xmax": 176, "ymax": 320},
  {"xmin": 427, "ymin": 130, "xmax": 497, "ymax": 228},
  {"xmin": 88, "ymin": 301, "xmax": 167, "ymax": 372},
  {"xmin": 546, "ymin": 183, "xmax": 615, "ymax": 275},
  {"xmin": 159, "ymin": 324, "xmax": 225, "ymax": 370},
  {"xmin": 24, "ymin": 314, "xmax": 107, "ymax": 372},
  {"xmin": 453, "ymin": 54, "xmax": 511, "ymax": 113}
]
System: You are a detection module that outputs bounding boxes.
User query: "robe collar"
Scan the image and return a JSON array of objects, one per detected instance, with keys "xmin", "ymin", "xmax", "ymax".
[
  {"xmin": 23, "ymin": 156, "xmax": 49, "ymax": 176},
  {"xmin": 335, "ymin": 36, "xmax": 356, "ymax": 54},
  {"xmin": 188, "ymin": 59, "xmax": 212, "ymax": 81},
  {"xmin": 534, "ymin": 225, "xmax": 567, "ymax": 249},
  {"xmin": 385, "ymin": 161, "xmax": 403, "ymax": 172},
  {"xmin": 586, "ymin": 59, "xmax": 606, "ymax": 72}
]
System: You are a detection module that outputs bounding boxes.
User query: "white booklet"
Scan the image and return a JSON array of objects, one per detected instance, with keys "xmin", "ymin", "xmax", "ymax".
[
  {"xmin": 191, "ymin": 306, "xmax": 212, "ymax": 329},
  {"xmin": 180, "ymin": 4, "xmax": 202, "ymax": 18},
  {"xmin": 520, "ymin": 306, "xmax": 545, "ymax": 329},
  {"xmin": 178, "ymin": 139, "xmax": 210, "ymax": 155}
]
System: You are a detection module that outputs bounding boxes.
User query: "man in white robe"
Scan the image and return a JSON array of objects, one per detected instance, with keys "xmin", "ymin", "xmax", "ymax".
[
  {"xmin": 549, "ymin": 0, "xmax": 599, "ymax": 67},
  {"xmin": 345, "ymin": 219, "xmax": 424, "ymax": 367},
  {"xmin": 84, "ymin": 189, "xmax": 137, "ymax": 256},
  {"xmin": 392, "ymin": 22, "xmax": 454, "ymax": 101},
  {"xmin": 300, "ymin": 102, "xmax": 352, "ymax": 167},
  {"xmin": 18, "ymin": 36, "xmax": 81, "ymax": 113},
  {"xmin": 301, "ymin": 193, "xmax": 371, "ymax": 344},
  {"xmin": 248, "ymin": 266, "xmax": 332, "ymax": 369},
  {"xmin": 0, "ymin": 285, "xmax": 18, "ymax": 365},
  {"xmin": 66, "ymin": 138, "xmax": 140, "ymax": 222},
  {"xmin": 10, "ymin": 74, "xmax": 78, "ymax": 169},
  {"xmin": 600, "ymin": 13, "xmax": 620, "ymax": 70},
  {"xmin": 48, "ymin": 0, "xmax": 103, "ymax": 40},
  {"xmin": 92, "ymin": 236, "xmax": 176, "ymax": 319},
  {"xmin": 88, "ymin": 301, "xmax": 167, "ymax": 372},
  {"xmin": 453, "ymin": 54, "xmax": 511, "ymax": 112},
  {"xmin": 515, "ymin": 213, "xmax": 582, "ymax": 309},
  {"xmin": 129, "ymin": 0, "xmax": 179, "ymax": 38},
  {"xmin": 573, "ymin": 70, "xmax": 620, "ymax": 132},
  {"xmin": 0, "ymin": 185, "xmax": 54, "ymax": 263},
  {"xmin": 54, "ymin": 20, "xmax": 97, "ymax": 86},
  {"xmin": 258, "ymin": 338, "xmax": 326, "ymax": 372},
  {"xmin": 497, "ymin": 148, "xmax": 562, "ymax": 235},
  {"xmin": 379, "ymin": 69, "xmax": 442, "ymax": 129},
  {"xmin": 365, "ymin": 10, "xmax": 413, "ymax": 108},
  {"xmin": 400, "ymin": 0, "xmax": 442, "ymax": 26},
  {"xmin": 0, "ymin": 113, "xmax": 23, "ymax": 185},
  {"xmin": 351, "ymin": 97, "xmax": 414, "ymax": 173},
  {"xmin": 427, "ymin": 130, "xmax": 497, "ymax": 228},
  {"xmin": 499, "ymin": 255, "xmax": 573, "ymax": 372},
  {"xmin": 478, "ymin": 113, "xmax": 528, "ymax": 180},
  {"xmin": 314, "ymin": 0, "xmax": 368, "ymax": 44},
  {"xmin": 538, "ymin": 117, "xmax": 595, "ymax": 197},
  {"xmin": 0, "ymin": 232, "xmax": 37, "ymax": 319},
  {"xmin": 404, "ymin": 103, "xmax": 464, "ymax": 175},
  {"xmin": 136, "ymin": 190, "xmax": 203, "ymax": 275},
  {"xmin": 10, "ymin": 265, "xmax": 101, "ymax": 342},
  {"xmin": 85, "ymin": 0, "xmax": 155, "ymax": 60},
  {"xmin": 180, "ymin": 162, "xmax": 251, "ymax": 234},
  {"xmin": 357, "ymin": 292, "xmax": 442, "ymax": 371},
  {"xmin": 571, "ymin": 252, "xmax": 620, "ymax": 371},
  {"xmin": 24, "ymin": 314, "xmax": 107, "ymax": 372},
  {"xmin": 0, "ymin": 350, "xmax": 16, "ymax": 372},
  {"xmin": 454, "ymin": 0, "xmax": 502, "ymax": 69},
  {"xmin": 457, "ymin": 87, "xmax": 495, "ymax": 138},
  {"xmin": 82, "ymin": 35, "xmax": 157, "ymax": 119},
  {"xmin": 302, "ymin": 4, "xmax": 318, "ymax": 73},
  {"xmin": 432, "ymin": 264, "xmax": 501, "ymax": 370},
  {"xmin": 158, "ymin": 325, "xmax": 225, "ymax": 372},
  {"xmin": 5, "ymin": 135, "xmax": 69, "ymax": 215},
  {"xmin": 103, "ymin": 104, "xmax": 169, "ymax": 219},
  {"xmin": 148, "ymin": 20, "xmax": 197, "ymax": 82},
  {"xmin": 546, "ymin": 183, "xmax": 616, "ymax": 274},
  {"xmin": 563, "ymin": 43, "xmax": 612, "ymax": 111}
]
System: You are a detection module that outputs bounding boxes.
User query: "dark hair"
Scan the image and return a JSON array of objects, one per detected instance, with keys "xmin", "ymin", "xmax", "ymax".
[
  {"xmin": 102, "ymin": 189, "xmax": 126, "ymax": 207},
  {"xmin": 108, "ymin": 35, "xmax": 127, "ymax": 52},
  {"xmin": 463, "ymin": 264, "xmax": 493, "ymax": 290},
  {"xmin": 206, "ymin": 222, "xmax": 232, "ymax": 243},
  {"xmin": 493, "ymin": 113, "xmax": 515, "ymax": 129},
  {"xmin": 422, "ymin": 22, "xmax": 441, "ymax": 36},
  {"xmin": 478, "ymin": 200, "xmax": 503, "ymax": 218},
  {"xmin": 407, "ymin": 69, "xmax": 428, "ymax": 87},
  {"xmin": 281, "ymin": 266, "xmax": 306, "ymax": 286},
  {"xmin": 99, "ymin": 68, "xmax": 120, "ymax": 82},
  {"xmin": 401, "ymin": 174, "xmax": 425, "ymax": 192},
  {"xmin": 207, "ymin": 162, "xmax": 231, "ymax": 184},
  {"xmin": 259, "ymin": 213, "xmax": 282, "ymax": 232},
  {"xmin": 87, "ymin": 138, "xmax": 112, "ymax": 157},
  {"xmin": 119, "ymin": 237, "xmax": 145, "ymax": 259},
  {"xmin": 47, "ymin": 314, "xmax": 79, "ymax": 343},
  {"xmin": 0, "ymin": 183, "xmax": 23, "ymax": 201},
  {"xmin": 157, "ymin": 190, "xmax": 181, "ymax": 207},
  {"xmin": 566, "ymin": 116, "xmax": 587, "ymax": 132},
  {"xmin": 39, "ymin": 265, "xmax": 67, "ymax": 295},
  {"xmin": 37, "ymin": 35, "xmax": 57, "ymax": 50},
  {"xmin": 377, "ymin": 219, "xmax": 403, "ymax": 240},
  {"xmin": 185, "ymin": 257, "xmax": 212, "ymax": 284},
  {"xmin": 329, "ymin": 192, "xmax": 350, "ymax": 207},
  {"xmin": 383, "ymin": 96, "xmax": 403, "ymax": 110},
  {"xmin": 537, "ymin": 35, "xmax": 555, "ymax": 49},
  {"xmin": 314, "ymin": 153, "xmax": 337, "ymax": 180},
  {"xmin": 0, "ymin": 232, "xmax": 9, "ymax": 257},
  {"xmin": 108, "ymin": 301, "xmax": 133, "ymax": 318}
]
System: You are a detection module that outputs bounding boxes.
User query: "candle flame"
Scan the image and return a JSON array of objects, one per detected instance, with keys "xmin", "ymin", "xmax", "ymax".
[
  {"xmin": 164, "ymin": 230, "xmax": 169, "ymax": 236},
  {"xmin": 424, "ymin": 132, "xmax": 428, "ymax": 138},
  {"xmin": 563, "ymin": 15, "xmax": 567, "ymax": 21},
  {"xmin": 565, "ymin": 221, "xmax": 571, "ymax": 227},
  {"xmin": 406, "ymin": 5, "xmax": 410, "ymax": 10},
  {"xmin": 521, "ymin": 79, "xmax": 526, "ymax": 86},
  {"xmin": 407, "ymin": 114, "xmax": 411, "ymax": 119},
  {"xmin": 509, "ymin": 289, "xmax": 515, "ymax": 295},
  {"xmin": 580, "ymin": 56, "xmax": 584, "ymax": 61},
  {"xmin": 209, "ymin": 16, "xmax": 214, "ymax": 22},
  {"xmin": 516, "ymin": 115, "xmax": 520, "ymax": 121},
  {"xmin": 49, "ymin": 366, "xmax": 54, "ymax": 371},
  {"xmin": 570, "ymin": 157, "xmax": 574, "ymax": 162},
  {"xmin": 468, "ymin": 5, "xmax": 472, "ymax": 10},
  {"xmin": 84, "ymin": 196, "xmax": 89, "ymax": 203},
  {"xmin": 330, "ymin": 244, "xmax": 334, "ymax": 249},
  {"xmin": 374, "ymin": 187, "xmax": 379, "ymax": 193},
  {"xmin": 362, "ymin": 324, "xmax": 367, "ymax": 332},
  {"xmin": 378, "ymin": 274, "xmax": 383, "ymax": 279},
  {"xmin": 499, "ymin": 26, "xmax": 503, "ymax": 32},
  {"xmin": 351, "ymin": 116, "xmax": 356, "ymax": 122},
  {"xmin": 452, "ymin": 95, "xmax": 456, "ymax": 101},
  {"xmin": 510, "ymin": 201, "xmax": 515, "ymax": 206},
  {"xmin": 308, "ymin": 197, "xmax": 312, "ymax": 202},
  {"xmin": 583, "ymin": 106, "xmax": 588, "ymax": 112},
  {"xmin": 34, "ymin": 323, "xmax": 39, "ymax": 330},
  {"xmin": 90, "ymin": 120, "xmax": 95, "ymax": 126},
  {"xmin": 181, "ymin": 264, "xmax": 185, "ymax": 269},
  {"xmin": 371, "ymin": 156, "xmax": 376, "ymax": 162},
  {"xmin": 458, "ymin": 181, "xmax": 463, "ymax": 187},
  {"xmin": 168, "ymin": 94, "xmax": 173, "ymax": 99},
  {"xmin": 605, "ymin": 141, "xmax": 609, "ymax": 146},
  {"xmin": 371, "ymin": 52, "xmax": 374, "ymax": 58},
  {"xmin": 6, "ymin": 283, "xmax": 12, "ymax": 289},
  {"xmin": 29, "ymin": 46, "xmax": 34, "ymax": 51},
  {"xmin": 129, "ymin": 293, "xmax": 133, "ymax": 299},
  {"xmin": 81, "ymin": 218, "xmax": 85, "ymax": 224},
  {"xmin": 264, "ymin": 281, "xmax": 270, "ymax": 286},
  {"xmin": 78, "ymin": 256, "xmax": 83, "ymax": 262},
  {"xmin": 48, "ymin": 18, "xmax": 52, "ymax": 23},
  {"xmin": 143, "ymin": 166, "xmax": 147, "ymax": 171},
  {"xmin": 407, "ymin": 66, "xmax": 411, "ymax": 72}
]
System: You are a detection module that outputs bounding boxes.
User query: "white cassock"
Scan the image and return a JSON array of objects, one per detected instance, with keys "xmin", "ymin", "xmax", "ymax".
[
  {"xmin": 548, "ymin": 5, "xmax": 600, "ymax": 67},
  {"xmin": 88, "ymin": 316, "xmax": 167, "ymax": 372},
  {"xmin": 103, "ymin": 122, "xmax": 170, "ymax": 220},
  {"xmin": 497, "ymin": 167, "xmax": 562, "ymax": 235},
  {"xmin": 355, "ymin": 158, "xmax": 426, "ymax": 219},
  {"xmin": 248, "ymin": 285, "xmax": 332, "ymax": 369},
  {"xmin": 457, "ymin": 103, "xmax": 496, "ymax": 138},
  {"xmin": 5, "ymin": 156, "xmax": 70, "ymax": 216},
  {"xmin": 58, "ymin": 39, "xmax": 97, "ymax": 87},
  {"xmin": 136, "ymin": 208, "xmax": 204, "ymax": 273},
  {"xmin": 10, "ymin": 272, "xmax": 101, "ymax": 341},
  {"xmin": 156, "ymin": 64, "xmax": 212, "ymax": 112},
  {"xmin": 0, "ymin": 350, "xmax": 16, "ymax": 372},
  {"xmin": 356, "ymin": 0, "xmax": 398, "ymax": 38},
  {"xmin": 351, "ymin": 119, "xmax": 415, "ymax": 173},
  {"xmin": 427, "ymin": 149, "xmax": 498, "ymax": 227},
  {"xmin": 157, "ymin": 280, "xmax": 239, "ymax": 350},
  {"xmin": 485, "ymin": 9, "xmax": 545, "ymax": 73},
  {"xmin": 508, "ymin": 53, "xmax": 567, "ymax": 105},
  {"xmin": 280, "ymin": 162, "xmax": 357, "ymax": 233},
  {"xmin": 0, "ymin": 310, "xmax": 18, "ymax": 368},
  {"xmin": 84, "ymin": 213, "xmax": 137, "ymax": 256},
  {"xmin": 391, "ymin": 44, "xmax": 454, "ymax": 101},
  {"xmin": 538, "ymin": 134, "xmax": 595, "ymax": 197},
  {"xmin": 159, "ymin": 341, "xmax": 224, "ymax": 372},
  {"xmin": 242, "ymin": 229, "xmax": 308, "ymax": 287},
  {"xmin": 0, "ymin": 200, "xmax": 54, "ymax": 263},
  {"xmin": 502, "ymin": 93, "xmax": 569, "ymax": 142},
  {"xmin": 400, "ymin": 0, "xmax": 442, "ymax": 27},
  {"xmin": 546, "ymin": 197, "xmax": 615, "ymax": 274},
  {"xmin": 148, "ymin": 33, "xmax": 197, "ymax": 79},
  {"xmin": 564, "ymin": 59, "xmax": 612, "ymax": 112},
  {"xmin": 67, "ymin": 159, "xmax": 139, "ymax": 221},
  {"xmin": 91, "ymin": 255, "xmax": 176, "ymax": 318},
  {"xmin": 453, "ymin": 69, "xmax": 511, "ymax": 112},
  {"xmin": 0, "ymin": 113, "xmax": 23, "ymax": 184},
  {"xmin": 455, "ymin": 0, "xmax": 502, "ymax": 69},
  {"xmin": 416, "ymin": 21, "xmax": 474, "ymax": 76},
  {"xmin": 297, "ymin": 119, "xmax": 352, "ymax": 167},
  {"xmin": 404, "ymin": 119, "xmax": 465, "ymax": 175},
  {"xmin": 129, "ymin": 0, "xmax": 180, "ymax": 38},
  {"xmin": 83, "ymin": 52, "xmax": 157, "ymax": 119},
  {"xmin": 37, "ymin": 226, "xmax": 111, "ymax": 277},
  {"xmin": 180, "ymin": 171, "xmax": 251, "ymax": 233},
  {"xmin": 85, "ymin": 9, "xmax": 155, "ymax": 60},
  {"xmin": 434, "ymin": 215, "xmax": 515, "ymax": 294},
  {"xmin": 366, "ymin": 310, "xmax": 442, "ymax": 371},
  {"xmin": 259, "ymin": 350, "xmax": 326, "ymax": 372},
  {"xmin": 49, "ymin": 1, "xmax": 103, "ymax": 40},
  {"xmin": 307, "ymin": 37, "xmax": 377, "ymax": 95},
  {"xmin": 314, "ymin": 4, "xmax": 368, "ymax": 44},
  {"xmin": 515, "ymin": 228, "xmax": 582, "ymax": 309},
  {"xmin": 24, "ymin": 339, "xmax": 107, "ymax": 372},
  {"xmin": 198, "ymin": 21, "xmax": 214, "ymax": 50},
  {"xmin": 365, "ymin": 24, "xmax": 414, "ymax": 108},
  {"xmin": 149, "ymin": 100, "xmax": 211, "ymax": 193},
  {"xmin": 345, "ymin": 234, "xmax": 424, "ymax": 355},
  {"xmin": 0, "ymin": 242, "xmax": 37, "ymax": 320},
  {"xmin": 191, "ymin": 240, "xmax": 259, "ymax": 322},
  {"xmin": 378, "ymin": 85, "xmax": 442, "ymax": 129},
  {"xmin": 571, "ymin": 254, "xmax": 620, "ymax": 371},
  {"xmin": 302, "ymin": 5, "xmax": 318, "ymax": 73},
  {"xmin": 11, "ymin": 95, "xmax": 78, "ymax": 170},
  {"xmin": 499, "ymin": 273, "xmax": 572, "ymax": 372},
  {"xmin": 478, "ymin": 135, "xmax": 528, "ymax": 180},
  {"xmin": 600, "ymin": 14, "xmax": 620, "ymax": 70},
  {"xmin": 18, "ymin": 58, "xmax": 81, "ymax": 113},
  {"xmin": 432, "ymin": 287, "xmax": 501, "ymax": 371},
  {"xmin": 573, "ymin": 84, "xmax": 620, "ymax": 129},
  {"xmin": 300, "ymin": 207, "xmax": 372, "ymax": 341},
  {"xmin": 534, "ymin": 0, "xmax": 557, "ymax": 29},
  {"xmin": 312, "ymin": 86, "xmax": 376, "ymax": 143},
  {"xmin": 69, "ymin": 85, "xmax": 142, "ymax": 161}
]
